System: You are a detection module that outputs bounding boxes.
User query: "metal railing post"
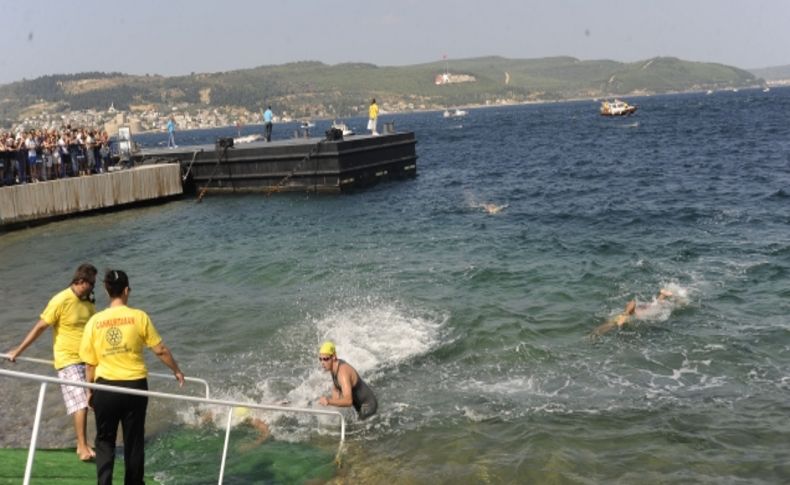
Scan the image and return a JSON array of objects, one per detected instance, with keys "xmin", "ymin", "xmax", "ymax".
[
  {"xmin": 1, "ymin": 365, "xmax": 347, "ymax": 482},
  {"xmin": 24, "ymin": 382, "xmax": 47, "ymax": 485},
  {"xmin": 218, "ymin": 407, "xmax": 234, "ymax": 484}
]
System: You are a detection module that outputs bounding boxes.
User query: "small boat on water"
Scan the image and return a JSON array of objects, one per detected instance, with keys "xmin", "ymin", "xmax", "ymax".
[
  {"xmin": 300, "ymin": 120, "xmax": 315, "ymax": 129},
  {"xmin": 330, "ymin": 121, "xmax": 354, "ymax": 136},
  {"xmin": 443, "ymin": 108, "xmax": 468, "ymax": 118},
  {"xmin": 234, "ymin": 134, "xmax": 262, "ymax": 144},
  {"xmin": 600, "ymin": 99, "xmax": 637, "ymax": 116}
]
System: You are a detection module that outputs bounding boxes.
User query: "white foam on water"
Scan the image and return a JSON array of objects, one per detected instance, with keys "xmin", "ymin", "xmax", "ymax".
[
  {"xmin": 313, "ymin": 300, "xmax": 446, "ymax": 376},
  {"xmin": 456, "ymin": 405, "xmax": 489, "ymax": 422},
  {"xmin": 624, "ymin": 281, "xmax": 693, "ymax": 323},
  {"xmin": 463, "ymin": 191, "xmax": 508, "ymax": 214},
  {"xmin": 634, "ymin": 350, "xmax": 728, "ymax": 399},
  {"xmin": 257, "ymin": 300, "xmax": 447, "ymax": 439},
  {"xmin": 704, "ymin": 343, "xmax": 726, "ymax": 351},
  {"xmin": 166, "ymin": 299, "xmax": 449, "ymax": 443}
]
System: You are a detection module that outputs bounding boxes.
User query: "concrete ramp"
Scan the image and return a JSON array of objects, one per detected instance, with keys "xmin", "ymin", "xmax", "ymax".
[{"xmin": 0, "ymin": 164, "xmax": 182, "ymax": 229}]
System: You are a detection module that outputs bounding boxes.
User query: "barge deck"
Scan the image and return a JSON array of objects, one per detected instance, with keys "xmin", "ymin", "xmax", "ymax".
[{"xmin": 132, "ymin": 131, "xmax": 418, "ymax": 193}]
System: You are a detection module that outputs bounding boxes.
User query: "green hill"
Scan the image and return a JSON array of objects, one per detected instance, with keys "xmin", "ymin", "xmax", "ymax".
[
  {"xmin": 0, "ymin": 56, "xmax": 760, "ymax": 125},
  {"xmin": 748, "ymin": 64, "xmax": 790, "ymax": 82}
]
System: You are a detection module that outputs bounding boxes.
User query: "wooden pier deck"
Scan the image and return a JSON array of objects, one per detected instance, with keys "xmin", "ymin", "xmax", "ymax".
[{"xmin": 0, "ymin": 164, "xmax": 182, "ymax": 231}]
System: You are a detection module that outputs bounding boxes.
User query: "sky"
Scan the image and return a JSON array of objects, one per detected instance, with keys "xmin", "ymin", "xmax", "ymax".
[{"xmin": 1, "ymin": 0, "xmax": 789, "ymax": 85}]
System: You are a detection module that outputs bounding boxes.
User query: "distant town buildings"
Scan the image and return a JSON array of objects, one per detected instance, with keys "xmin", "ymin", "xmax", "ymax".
[
  {"xmin": 10, "ymin": 97, "xmax": 459, "ymax": 137},
  {"xmin": 12, "ymin": 104, "xmax": 267, "ymax": 137},
  {"xmin": 9, "ymin": 85, "xmax": 531, "ymax": 137}
]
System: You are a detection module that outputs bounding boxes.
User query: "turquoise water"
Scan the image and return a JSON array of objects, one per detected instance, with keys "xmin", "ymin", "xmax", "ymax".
[{"xmin": 2, "ymin": 88, "xmax": 790, "ymax": 483}]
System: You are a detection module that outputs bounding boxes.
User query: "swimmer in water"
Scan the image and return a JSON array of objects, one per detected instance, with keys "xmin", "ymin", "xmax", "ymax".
[
  {"xmin": 198, "ymin": 406, "xmax": 271, "ymax": 445},
  {"xmin": 591, "ymin": 288, "xmax": 673, "ymax": 337},
  {"xmin": 470, "ymin": 202, "xmax": 509, "ymax": 214},
  {"xmin": 481, "ymin": 203, "xmax": 508, "ymax": 214},
  {"xmin": 317, "ymin": 341, "xmax": 378, "ymax": 420},
  {"xmin": 463, "ymin": 191, "xmax": 508, "ymax": 215}
]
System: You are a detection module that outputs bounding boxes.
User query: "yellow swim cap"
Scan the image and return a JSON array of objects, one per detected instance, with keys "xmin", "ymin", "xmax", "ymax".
[
  {"xmin": 319, "ymin": 341, "xmax": 336, "ymax": 356},
  {"xmin": 233, "ymin": 406, "xmax": 251, "ymax": 418}
]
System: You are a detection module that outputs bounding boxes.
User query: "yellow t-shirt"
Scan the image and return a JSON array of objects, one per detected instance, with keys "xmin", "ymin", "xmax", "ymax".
[
  {"xmin": 79, "ymin": 305, "xmax": 162, "ymax": 381},
  {"xmin": 40, "ymin": 288, "xmax": 96, "ymax": 370},
  {"xmin": 369, "ymin": 103, "xmax": 379, "ymax": 120}
]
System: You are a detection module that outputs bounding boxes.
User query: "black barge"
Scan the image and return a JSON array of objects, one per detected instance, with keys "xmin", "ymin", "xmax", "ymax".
[{"xmin": 132, "ymin": 130, "xmax": 417, "ymax": 194}]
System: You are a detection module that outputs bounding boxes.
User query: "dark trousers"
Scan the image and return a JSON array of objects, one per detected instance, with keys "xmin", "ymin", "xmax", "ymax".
[
  {"xmin": 93, "ymin": 378, "xmax": 148, "ymax": 485},
  {"xmin": 264, "ymin": 122, "xmax": 272, "ymax": 142}
]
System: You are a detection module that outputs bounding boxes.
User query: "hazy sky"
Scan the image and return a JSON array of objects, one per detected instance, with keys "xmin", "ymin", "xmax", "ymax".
[{"xmin": 1, "ymin": 0, "xmax": 788, "ymax": 85}]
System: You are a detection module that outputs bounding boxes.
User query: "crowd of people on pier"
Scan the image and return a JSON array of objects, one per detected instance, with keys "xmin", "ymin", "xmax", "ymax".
[{"xmin": 0, "ymin": 126, "xmax": 114, "ymax": 187}]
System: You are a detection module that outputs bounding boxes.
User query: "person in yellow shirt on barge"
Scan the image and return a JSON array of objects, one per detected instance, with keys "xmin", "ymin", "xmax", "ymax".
[
  {"xmin": 79, "ymin": 269, "xmax": 184, "ymax": 485},
  {"xmin": 367, "ymin": 98, "xmax": 379, "ymax": 136}
]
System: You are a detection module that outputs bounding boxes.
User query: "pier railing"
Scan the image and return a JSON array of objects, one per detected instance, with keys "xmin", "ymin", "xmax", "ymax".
[
  {"xmin": 0, "ymin": 357, "xmax": 346, "ymax": 485},
  {"xmin": 4, "ymin": 354, "xmax": 212, "ymax": 398}
]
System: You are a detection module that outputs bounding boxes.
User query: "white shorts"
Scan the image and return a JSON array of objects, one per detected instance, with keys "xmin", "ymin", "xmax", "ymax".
[
  {"xmin": 367, "ymin": 119, "xmax": 377, "ymax": 131},
  {"xmin": 57, "ymin": 364, "xmax": 89, "ymax": 415}
]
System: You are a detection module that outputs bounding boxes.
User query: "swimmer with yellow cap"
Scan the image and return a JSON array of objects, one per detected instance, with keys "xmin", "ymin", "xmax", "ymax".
[
  {"xmin": 319, "ymin": 341, "xmax": 336, "ymax": 356},
  {"xmin": 317, "ymin": 341, "xmax": 378, "ymax": 420},
  {"xmin": 198, "ymin": 405, "xmax": 270, "ymax": 444}
]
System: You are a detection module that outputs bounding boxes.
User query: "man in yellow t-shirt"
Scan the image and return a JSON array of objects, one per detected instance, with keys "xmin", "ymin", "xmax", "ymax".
[
  {"xmin": 79, "ymin": 269, "xmax": 184, "ymax": 485},
  {"xmin": 368, "ymin": 98, "xmax": 379, "ymax": 136},
  {"xmin": 6, "ymin": 263, "xmax": 98, "ymax": 461}
]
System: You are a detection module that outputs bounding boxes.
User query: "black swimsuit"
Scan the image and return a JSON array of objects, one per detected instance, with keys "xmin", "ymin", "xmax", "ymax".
[{"xmin": 332, "ymin": 360, "xmax": 378, "ymax": 420}]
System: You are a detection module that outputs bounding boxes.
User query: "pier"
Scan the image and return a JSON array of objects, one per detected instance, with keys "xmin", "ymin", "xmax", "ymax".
[
  {"xmin": 0, "ymin": 164, "xmax": 182, "ymax": 230},
  {"xmin": 133, "ymin": 131, "xmax": 418, "ymax": 194},
  {"xmin": 0, "ymin": 130, "xmax": 417, "ymax": 231}
]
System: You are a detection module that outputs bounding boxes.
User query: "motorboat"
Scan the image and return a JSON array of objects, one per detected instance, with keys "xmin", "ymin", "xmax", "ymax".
[
  {"xmin": 233, "ymin": 134, "xmax": 262, "ymax": 144},
  {"xmin": 600, "ymin": 99, "xmax": 637, "ymax": 116},
  {"xmin": 300, "ymin": 120, "xmax": 315, "ymax": 129},
  {"xmin": 331, "ymin": 121, "xmax": 354, "ymax": 136},
  {"xmin": 443, "ymin": 108, "xmax": 468, "ymax": 118}
]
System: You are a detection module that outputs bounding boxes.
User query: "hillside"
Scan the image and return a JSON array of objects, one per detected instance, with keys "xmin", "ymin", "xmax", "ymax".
[
  {"xmin": 0, "ymin": 56, "xmax": 761, "ymax": 126},
  {"xmin": 748, "ymin": 65, "xmax": 790, "ymax": 84}
]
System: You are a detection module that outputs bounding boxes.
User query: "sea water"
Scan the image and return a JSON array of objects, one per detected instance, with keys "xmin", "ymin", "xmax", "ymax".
[{"xmin": 1, "ymin": 88, "xmax": 789, "ymax": 483}]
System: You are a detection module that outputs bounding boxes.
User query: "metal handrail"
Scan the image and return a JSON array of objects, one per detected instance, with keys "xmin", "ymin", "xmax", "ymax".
[
  {"xmin": 0, "ymin": 367, "xmax": 346, "ymax": 485},
  {"xmin": 1, "ymin": 353, "xmax": 211, "ymax": 399}
]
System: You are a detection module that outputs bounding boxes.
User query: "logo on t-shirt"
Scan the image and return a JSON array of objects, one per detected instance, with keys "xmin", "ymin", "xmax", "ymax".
[{"xmin": 106, "ymin": 327, "xmax": 123, "ymax": 347}]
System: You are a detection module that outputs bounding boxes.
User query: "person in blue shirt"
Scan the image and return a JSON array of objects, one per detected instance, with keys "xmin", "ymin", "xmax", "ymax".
[
  {"xmin": 262, "ymin": 106, "xmax": 273, "ymax": 142},
  {"xmin": 166, "ymin": 117, "xmax": 177, "ymax": 148}
]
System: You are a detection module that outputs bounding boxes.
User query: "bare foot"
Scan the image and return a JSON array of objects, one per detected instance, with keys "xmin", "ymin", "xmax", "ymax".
[{"xmin": 77, "ymin": 447, "xmax": 95, "ymax": 461}]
